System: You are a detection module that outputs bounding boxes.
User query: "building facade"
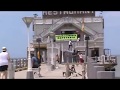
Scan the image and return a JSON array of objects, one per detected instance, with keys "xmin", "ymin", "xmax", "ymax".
[{"xmin": 32, "ymin": 11, "xmax": 104, "ymax": 62}]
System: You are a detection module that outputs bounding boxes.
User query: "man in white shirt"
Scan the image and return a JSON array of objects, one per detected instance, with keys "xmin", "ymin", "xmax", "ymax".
[
  {"xmin": 68, "ymin": 40, "xmax": 72, "ymax": 50},
  {"xmin": 0, "ymin": 47, "xmax": 10, "ymax": 79}
]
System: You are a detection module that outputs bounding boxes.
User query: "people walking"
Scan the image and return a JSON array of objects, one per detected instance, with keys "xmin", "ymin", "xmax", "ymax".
[
  {"xmin": 72, "ymin": 50, "xmax": 77, "ymax": 63},
  {"xmin": 0, "ymin": 47, "xmax": 10, "ymax": 79},
  {"xmin": 31, "ymin": 54, "xmax": 41, "ymax": 76},
  {"xmin": 55, "ymin": 54, "xmax": 60, "ymax": 63},
  {"xmin": 55, "ymin": 54, "xmax": 60, "ymax": 68},
  {"xmin": 78, "ymin": 53, "xmax": 85, "ymax": 79},
  {"xmin": 79, "ymin": 53, "xmax": 84, "ymax": 65},
  {"xmin": 31, "ymin": 54, "xmax": 40, "ymax": 68},
  {"xmin": 77, "ymin": 38, "xmax": 80, "ymax": 46}
]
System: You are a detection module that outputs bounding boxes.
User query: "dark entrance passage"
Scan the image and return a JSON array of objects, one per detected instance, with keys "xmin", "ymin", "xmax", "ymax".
[{"xmin": 91, "ymin": 48, "xmax": 99, "ymax": 57}]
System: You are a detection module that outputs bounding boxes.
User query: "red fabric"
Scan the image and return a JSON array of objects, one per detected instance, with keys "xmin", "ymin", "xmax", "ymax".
[{"xmin": 80, "ymin": 58, "xmax": 84, "ymax": 63}]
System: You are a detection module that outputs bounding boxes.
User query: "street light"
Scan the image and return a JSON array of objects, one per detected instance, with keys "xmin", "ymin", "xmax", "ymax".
[
  {"xmin": 85, "ymin": 35, "xmax": 90, "ymax": 62},
  {"xmin": 22, "ymin": 17, "xmax": 34, "ymax": 79},
  {"xmin": 94, "ymin": 42, "xmax": 97, "ymax": 61},
  {"xmin": 49, "ymin": 31, "xmax": 55, "ymax": 70},
  {"xmin": 61, "ymin": 43, "xmax": 64, "ymax": 63},
  {"xmin": 82, "ymin": 35, "xmax": 90, "ymax": 79}
]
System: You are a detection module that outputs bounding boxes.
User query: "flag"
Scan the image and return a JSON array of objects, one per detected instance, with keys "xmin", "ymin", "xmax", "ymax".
[
  {"xmin": 37, "ymin": 51, "xmax": 40, "ymax": 60},
  {"xmin": 81, "ymin": 17, "xmax": 84, "ymax": 32}
]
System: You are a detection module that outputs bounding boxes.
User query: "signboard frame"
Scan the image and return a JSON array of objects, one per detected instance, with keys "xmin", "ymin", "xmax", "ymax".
[
  {"xmin": 55, "ymin": 34, "xmax": 77, "ymax": 41},
  {"xmin": 42, "ymin": 11, "xmax": 95, "ymax": 19}
]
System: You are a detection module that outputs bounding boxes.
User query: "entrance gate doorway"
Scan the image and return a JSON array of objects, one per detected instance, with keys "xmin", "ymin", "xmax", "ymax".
[{"xmin": 91, "ymin": 48, "xmax": 99, "ymax": 57}]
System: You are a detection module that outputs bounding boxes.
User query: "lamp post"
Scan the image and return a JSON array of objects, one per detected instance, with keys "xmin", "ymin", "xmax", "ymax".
[
  {"xmin": 85, "ymin": 35, "xmax": 89, "ymax": 62},
  {"xmin": 94, "ymin": 42, "xmax": 97, "ymax": 61},
  {"xmin": 61, "ymin": 43, "xmax": 64, "ymax": 63},
  {"xmin": 22, "ymin": 17, "xmax": 34, "ymax": 79},
  {"xmin": 49, "ymin": 31, "xmax": 55, "ymax": 70},
  {"xmin": 83, "ymin": 35, "xmax": 90, "ymax": 79}
]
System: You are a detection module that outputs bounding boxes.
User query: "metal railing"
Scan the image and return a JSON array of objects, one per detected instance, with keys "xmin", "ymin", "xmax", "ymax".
[
  {"xmin": 47, "ymin": 43, "xmax": 60, "ymax": 48},
  {"xmin": 40, "ymin": 18, "xmax": 64, "ymax": 37},
  {"xmin": 10, "ymin": 58, "xmax": 28, "ymax": 72},
  {"xmin": 33, "ymin": 39, "xmax": 49, "ymax": 44},
  {"xmin": 94, "ymin": 33, "xmax": 104, "ymax": 40},
  {"xmin": 90, "ymin": 55, "xmax": 117, "ymax": 65},
  {"xmin": 33, "ymin": 17, "xmax": 104, "ymax": 42},
  {"xmin": 74, "ymin": 41, "xmax": 85, "ymax": 47},
  {"xmin": 41, "ymin": 17, "xmax": 98, "ymax": 37},
  {"xmin": 33, "ymin": 17, "xmax": 103, "ymax": 25},
  {"xmin": 71, "ymin": 18, "xmax": 97, "ymax": 35}
]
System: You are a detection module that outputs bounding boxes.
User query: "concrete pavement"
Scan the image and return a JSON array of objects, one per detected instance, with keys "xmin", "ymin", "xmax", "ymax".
[{"xmin": 15, "ymin": 64, "xmax": 83, "ymax": 79}]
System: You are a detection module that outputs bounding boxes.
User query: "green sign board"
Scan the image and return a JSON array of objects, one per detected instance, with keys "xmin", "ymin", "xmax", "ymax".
[{"xmin": 55, "ymin": 34, "xmax": 77, "ymax": 41}]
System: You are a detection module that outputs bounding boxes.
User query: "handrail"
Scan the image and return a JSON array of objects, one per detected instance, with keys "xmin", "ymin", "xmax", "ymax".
[
  {"xmin": 33, "ymin": 33, "xmax": 103, "ymax": 43},
  {"xmin": 94, "ymin": 33, "xmax": 104, "ymax": 39},
  {"xmin": 71, "ymin": 18, "xmax": 96, "ymax": 35},
  {"xmin": 34, "ymin": 17, "xmax": 104, "ymax": 40},
  {"xmin": 42, "ymin": 17, "xmax": 98, "ymax": 37},
  {"xmin": 40, "ymin": 18, "xmax": 61, "ymax": 35},
  {"xmin": 73, "ymin": 17, "xmax": 98, "ymax": 33},
  {"xmin": 33, "ymin": 18, "xmax": 63, "ymax": 39}
]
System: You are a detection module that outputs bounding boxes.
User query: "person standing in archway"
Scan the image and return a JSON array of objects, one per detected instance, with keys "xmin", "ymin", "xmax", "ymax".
[{"xmin": 68, "ymin": 40, "xmax": 73, "ymax": 51}]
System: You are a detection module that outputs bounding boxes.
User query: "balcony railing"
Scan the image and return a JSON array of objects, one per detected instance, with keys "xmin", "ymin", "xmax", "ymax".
[
  {"xmin": 33, "ymin": 17, "xmax": 103, "ymax": 24},
  {"xmin": 47, "ymin": 43, "xmax": 60, "ymax": 48},
  {"xmin": 33, "ymin": 33, "xmax": 104, "ymax": 43},
  {"xmin": 33, "ymin": 34, "xmax": 96, "ymax": 43},
  {"xmin": 33, "ymin": 17, "xmax": 104, "ymax": 40},
  {"xmin": 94, "ymin": 33, "xmax": 104, "ymax": 40},
  {"xmin": 74, "ymin": 41, "xmax": 85, "ymax": 47},
  {"xmin": 39, "ymin": 17, "xmax": 99, "ymax": 38}
]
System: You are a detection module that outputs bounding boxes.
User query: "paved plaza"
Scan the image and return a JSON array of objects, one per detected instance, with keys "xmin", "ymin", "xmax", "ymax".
[{"xmin": 15, "ymin": 64, "xmax": 83, "ymax": 79}]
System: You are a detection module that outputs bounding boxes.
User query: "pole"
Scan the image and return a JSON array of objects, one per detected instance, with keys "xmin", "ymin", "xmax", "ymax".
[
  {"xmin": 26, "ymin": 27, "xmax": 34, "ymax": 79},
  {"xmin": 62, "ymin": 43, "xmax": 64, "ymax": 63},
  {"xmin": 86, "ymin": 39, "xmax": 88, "ymax": 62},
  {"xmin": 60, "ymin": 43, "xmax": 62, "ymax": 64},
  {"xmin": 38, "ymin": 42, "xmax": 41, "ymax": 64},
  {"xmin": 51, "ymin": 38, "xmax": 54, "ymax": 70},
  {"xmin": 66, "ymin": 52, "xmax": 70, "ymax": 77},
  {"xmin": 83, "ymin": 36, "xmax": 89, "ymax": 79}
]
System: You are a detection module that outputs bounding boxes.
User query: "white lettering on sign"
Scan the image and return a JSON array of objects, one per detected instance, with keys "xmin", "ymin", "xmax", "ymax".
[
  {"xmin": 63, "ymin": 11, "xmax": 69, "ymax": 14},
  {"xmin": 42, "ymin": 11, "xmax": 48, "ymax": 15},
  {"xmin": 42, "ymin": 11, "xmax": 95, "ymax": 18},
  {"xmin": 59, "ymin": 11, "xmax": 62, "ymax": 15},
  {"xmin": 48, "ymin": 11, "xmax": 52, "ymax": 15},
  {"xmin": 86, "ymin": 11, "xmax": 90, "ymax": 13},
  {"xmin": 53, "ymin": 11, "xmax": 58, "ymax": 15},
  {"xmin": 69, "ymin": 11, "xmax": 74, "ymax": 14},
  {"xmin": 43, "ymin": 11, "xmax": 95, "ymax": 15}
]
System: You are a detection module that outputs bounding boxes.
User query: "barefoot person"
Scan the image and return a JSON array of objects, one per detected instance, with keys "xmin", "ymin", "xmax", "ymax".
[{"xmin": 0, "ymin": 47, "xmax": 10, "ymax": 79}]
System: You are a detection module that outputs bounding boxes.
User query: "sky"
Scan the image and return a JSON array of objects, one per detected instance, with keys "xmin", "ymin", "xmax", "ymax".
[{"xmin": 0, "ymin": 11, "xmax": 119, "ymax": 58}]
